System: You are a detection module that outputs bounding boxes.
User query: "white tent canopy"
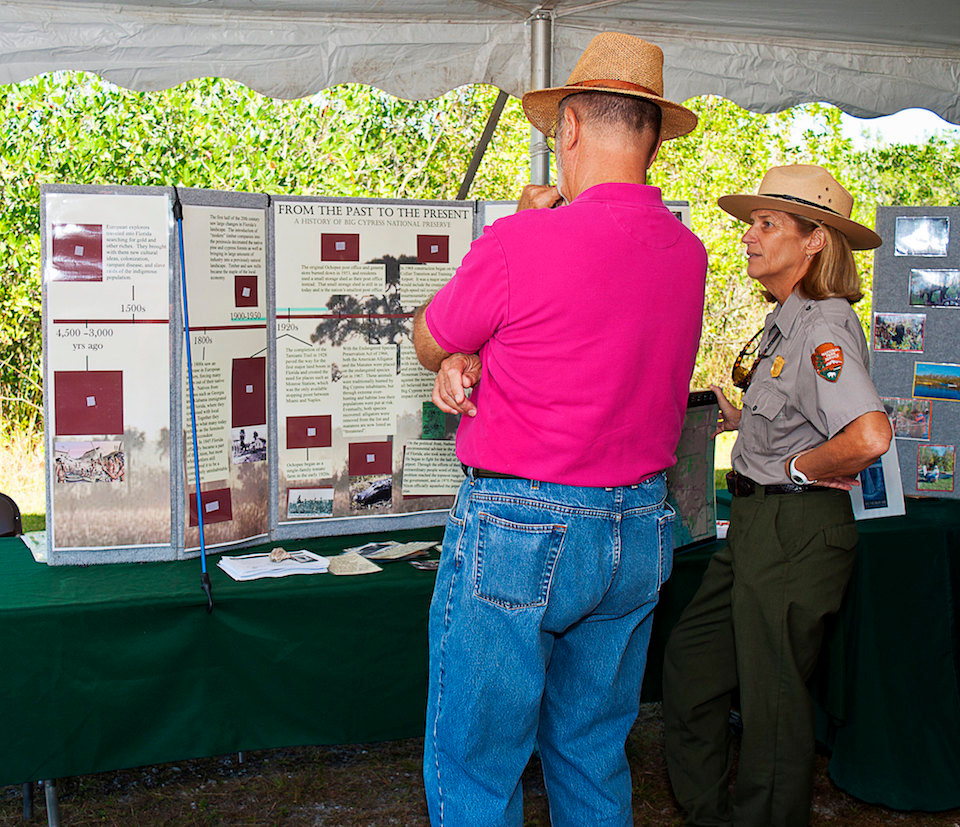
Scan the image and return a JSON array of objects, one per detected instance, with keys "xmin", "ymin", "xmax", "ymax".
[{"xmin": 2, "ymin": 0, "xmax": 959, "ymax": 125}]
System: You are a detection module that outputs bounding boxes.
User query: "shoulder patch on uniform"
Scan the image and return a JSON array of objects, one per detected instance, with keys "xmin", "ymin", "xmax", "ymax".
[{"xmin": 811, "ymin": 342, "xmax": 844, "ymax": 382}]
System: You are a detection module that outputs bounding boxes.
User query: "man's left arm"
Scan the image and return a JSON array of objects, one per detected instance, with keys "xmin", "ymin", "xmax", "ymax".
[
  {"xmin": 413, "ymin": 303, "xmax": 482, "ymax": 417},
  {"xmin": 412, "ymin": 302, "xmax": 450, "ymax": 372},
  {"xmin": 412, "ymin": 225, "xmax": 511, "ymax": 415}
]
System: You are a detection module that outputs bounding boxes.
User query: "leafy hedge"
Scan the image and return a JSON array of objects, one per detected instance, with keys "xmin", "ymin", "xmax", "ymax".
[{"xmin": 2, "ymin": 74, "xmax": 958, "ymax": 434}]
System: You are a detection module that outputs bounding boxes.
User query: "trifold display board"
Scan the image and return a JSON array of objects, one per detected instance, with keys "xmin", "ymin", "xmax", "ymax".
[
  {"xmin": 41, "ymin": 187, "xmax": 697, "ymax": 564},
  {"xmin": 42, "ymin": 185, "xmax": 480, "ymax": 564},
  {"xmin": 871, "ymin": 206, "xmax": 960, "ymax": 499}
]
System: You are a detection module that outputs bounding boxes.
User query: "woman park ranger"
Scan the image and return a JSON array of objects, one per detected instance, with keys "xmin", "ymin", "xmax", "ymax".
[{"xmin": 663, "ymin": 164, "xmax": 892, "ymax": 826}]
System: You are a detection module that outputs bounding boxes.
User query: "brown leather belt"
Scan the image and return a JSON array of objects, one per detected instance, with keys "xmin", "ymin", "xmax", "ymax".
[{"xmin": 726, "ymin": 470, "xmax": 819, "ymax": 497}]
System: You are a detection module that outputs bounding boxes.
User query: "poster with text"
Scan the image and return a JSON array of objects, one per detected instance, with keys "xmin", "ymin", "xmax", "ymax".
[
  {"xmin": 43, "ymin": 189, "xmax": 174, "ymax": 552},
  {"xmin": 180, "ymin": 195, "xmax": 269, "ymax": 550},
  {"xmin": 272, "ymin": 197, "xmax": 471, "ymax": 525}
]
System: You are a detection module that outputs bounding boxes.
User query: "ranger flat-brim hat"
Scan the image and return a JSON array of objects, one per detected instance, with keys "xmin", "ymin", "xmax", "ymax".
[
  {"xmin": 521, "ymin": 31, "xmax": 698, "ymax": 141},
  {"xmin": 719, "ymin": 164, "xmax": 882, "ymax": 250}
]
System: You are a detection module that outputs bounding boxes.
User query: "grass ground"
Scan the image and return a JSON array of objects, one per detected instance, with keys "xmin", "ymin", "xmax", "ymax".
[
  {"xmin": 918, "ymin": 477, "xmax": 955, "ymax": 492},
  {"xmin": 3, "ymin": 705, "xmax": 959, "ymax": 825}
]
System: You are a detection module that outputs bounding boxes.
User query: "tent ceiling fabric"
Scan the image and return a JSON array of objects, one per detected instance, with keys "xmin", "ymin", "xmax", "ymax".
[{"xmin": 1, "ymin": 0, "xmax": 959, "ymax": 123}]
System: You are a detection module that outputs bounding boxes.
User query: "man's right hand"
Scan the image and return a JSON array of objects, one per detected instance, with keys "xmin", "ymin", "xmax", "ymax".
[
  {"xmin": 517, "ymin": 184, "xmax": 563, "ymax": 211},
  {"xmin": 433, "ymin": 353, "xmax": 483, "ymax": 417}
]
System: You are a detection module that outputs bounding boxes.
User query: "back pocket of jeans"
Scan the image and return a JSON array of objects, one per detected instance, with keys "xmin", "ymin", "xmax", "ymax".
[{"xmin": 474, "ymin": 512, "xmax": 565, "ymax": 609}]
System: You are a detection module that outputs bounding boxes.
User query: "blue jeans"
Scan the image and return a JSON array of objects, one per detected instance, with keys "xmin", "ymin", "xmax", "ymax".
[{"xmin": 423, "ymin": 471, "xmax": 675, "ymax": 826}]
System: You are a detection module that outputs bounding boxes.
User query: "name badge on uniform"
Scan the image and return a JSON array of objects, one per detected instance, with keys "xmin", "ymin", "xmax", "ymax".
[
  {"xmin": 770, "ymin": 355, "xmax": 785, "ymax": 378},
  {"xmin": 811, "ymin": 342, "xmax": 844, "ymax": 382}
]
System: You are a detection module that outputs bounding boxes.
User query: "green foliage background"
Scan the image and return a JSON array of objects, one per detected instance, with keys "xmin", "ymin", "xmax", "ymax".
[{"xmin": 2, "ymin": 73, "xmax": 960, "ymax": 435}]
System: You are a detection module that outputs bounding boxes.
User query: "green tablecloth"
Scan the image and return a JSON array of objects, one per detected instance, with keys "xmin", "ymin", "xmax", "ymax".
[
  {"xmin": 816, "ymin": 497, "xmax": 960, "ymax": 811},
  {"xmin": 0, "ymin": 528, "xmax": 443, "ymax": 786},
  {"xmin": 3, "ymin": 498, "xmax": 959, "ymax": 811}
]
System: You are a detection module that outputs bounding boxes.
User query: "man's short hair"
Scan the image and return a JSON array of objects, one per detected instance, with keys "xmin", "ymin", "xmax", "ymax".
[{"xmin": 560, "ymin": 91, "xmax": 662, "ymax": 138}]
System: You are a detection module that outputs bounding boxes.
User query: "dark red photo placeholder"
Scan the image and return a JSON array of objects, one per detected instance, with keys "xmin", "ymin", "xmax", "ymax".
[
  {"xmin": 348, "ymin": 441, "xmax": 393, "ymax": 476},
  {"xmin": 234, "ymin": 276, "xmax": 259, "ymax": 307},
  {"xmin": 54, "ymin": 370, "xmax": 123, "ymax": 436},
  {"xmin": 188, "ymin": 488, "xmax": 233, "ymax": 526},
  {"xmin": 321, "ymin": 233, "xmax": 360, "ymax": 262},
  {"xmin": 286, "ymin": 415, "xmax": 333, "ymax": 449},
  {"xmin": 51, "ymin": 223, "xmax": 104, "ymax": 281},
  {"xmin": 231, "ymin": 357, "xmax": 266, "ymax": 428},
  {"xmin": 417, "ymin": 234, "xmax": 449, "ymax": 264}
]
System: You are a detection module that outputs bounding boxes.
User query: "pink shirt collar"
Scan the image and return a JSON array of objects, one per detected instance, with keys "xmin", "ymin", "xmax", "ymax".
[{"xmin": 571, "ymin": 182, "xmax": 664, "ymax": 205}]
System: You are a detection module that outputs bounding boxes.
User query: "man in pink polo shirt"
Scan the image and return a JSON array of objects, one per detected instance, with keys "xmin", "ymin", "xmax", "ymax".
[{"xmin": 413, "ymin": 32, "xmax": 707, "ymax": 825}]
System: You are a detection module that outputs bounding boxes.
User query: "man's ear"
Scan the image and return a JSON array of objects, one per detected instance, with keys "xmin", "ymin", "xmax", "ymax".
[
  {"xmin": 646, "ymin": 135, "xmax": 663, "ymax": 170},
  {"xmin": 560, "ymin": 103, "xmax": 581, "ymax": 150}
]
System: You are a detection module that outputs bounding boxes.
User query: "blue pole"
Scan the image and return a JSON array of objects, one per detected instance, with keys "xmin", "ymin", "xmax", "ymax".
[{"xmin": 173, "ymin": 192, "xmax": 213, "ymax": 613}]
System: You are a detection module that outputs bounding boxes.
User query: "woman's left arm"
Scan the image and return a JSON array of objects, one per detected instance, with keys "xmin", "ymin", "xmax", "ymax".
[{"xmin": 784, "ymin": 411, "xmax": 892, "ymax": 491}]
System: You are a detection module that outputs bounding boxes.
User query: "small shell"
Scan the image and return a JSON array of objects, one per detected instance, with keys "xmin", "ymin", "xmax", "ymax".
[{"xmin": 268, "ymin": 547, "xmax": 291, "ymax": 563}]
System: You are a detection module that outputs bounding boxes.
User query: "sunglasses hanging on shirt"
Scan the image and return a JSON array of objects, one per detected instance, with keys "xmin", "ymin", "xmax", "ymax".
[{"xmin": 731, "ymin": 327, "xmax": 781, "ymax": 391}]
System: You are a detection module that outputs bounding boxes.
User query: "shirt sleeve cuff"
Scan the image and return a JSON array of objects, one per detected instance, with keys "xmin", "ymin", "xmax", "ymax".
[
  {"xmin": 424, "ymin": 304, "xmax": 464, "ymax": 355},
  {"xmin": 826, "ymin": 399, "xmax": 886, "ymax": 439}
]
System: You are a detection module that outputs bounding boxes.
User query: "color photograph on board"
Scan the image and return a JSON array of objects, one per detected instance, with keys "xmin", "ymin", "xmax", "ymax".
[
  {"xmin": 895, "ymin": 216, "xmax": 949, "ymax": 257},
  {"xmin": 913, "ymin": 362, "xmax": 960, "ymax": 402},
  {"xmin": 881, "ymin": 397, "xmax": 932, "ymax": 441},
  {"xmin": 873, "ymin": 312, "xmax": 925, "ymax": 352},
  {"xmin": 917, "ymin": 444, "xmax": 955, "ymax": 493},
  {"xmin": 908, "ymin": 269, "xmax": 960, "ymax": 308}
]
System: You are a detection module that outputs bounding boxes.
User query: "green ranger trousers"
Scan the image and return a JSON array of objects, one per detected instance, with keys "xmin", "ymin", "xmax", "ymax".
[{"xmin": 662, "ymin": 487, "xmax": 858, "ymax": 826}]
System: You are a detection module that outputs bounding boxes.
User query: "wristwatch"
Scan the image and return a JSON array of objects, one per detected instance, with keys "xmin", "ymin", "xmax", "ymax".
[{"xmin": 788, "ymin": 454, "xmax": 818, "ymax": 486}]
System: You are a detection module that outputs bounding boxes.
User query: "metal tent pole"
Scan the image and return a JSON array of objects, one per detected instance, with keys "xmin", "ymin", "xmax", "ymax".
[
  {"xmin": 43, "ymin": 780, "xmax": 59, "ymax": 827},
  {"xmin": 529, "ymin": 10, "xmax": 553, "ymax": 185}
]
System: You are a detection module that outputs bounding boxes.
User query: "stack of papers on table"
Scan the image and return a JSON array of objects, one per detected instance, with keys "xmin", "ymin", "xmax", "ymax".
[
  {"xmin": 344, "ymin": 540, "xmax": 439, "ymax": 561},
  {"xmin": 218, "ymin": 549, "xmax": 329, "ymax": 581}
]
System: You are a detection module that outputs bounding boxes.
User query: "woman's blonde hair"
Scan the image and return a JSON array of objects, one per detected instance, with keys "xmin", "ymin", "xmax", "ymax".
[{"xmin": 792, "ymin": 214, "xmax": 863, "ymax": 303}]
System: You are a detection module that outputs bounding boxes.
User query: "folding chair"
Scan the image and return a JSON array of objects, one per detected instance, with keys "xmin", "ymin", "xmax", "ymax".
[{"xmin": 0, "ymin": 492, "xmax": 22, "ymax": 537}]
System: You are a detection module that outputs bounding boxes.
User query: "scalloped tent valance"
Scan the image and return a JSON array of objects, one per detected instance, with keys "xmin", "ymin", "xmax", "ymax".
[{"xmin": 1, "ymin": 0, "xmax": 958, "ymax": 125}]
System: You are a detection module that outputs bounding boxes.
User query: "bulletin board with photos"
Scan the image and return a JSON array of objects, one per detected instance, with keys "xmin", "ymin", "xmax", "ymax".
[
  {"xmin": 41, "ymin": 187, "xmax": 705, "ymax": 564},
  {"xmin": 870, "ymin": 206, "xmax": 960, "ymax": 500}
]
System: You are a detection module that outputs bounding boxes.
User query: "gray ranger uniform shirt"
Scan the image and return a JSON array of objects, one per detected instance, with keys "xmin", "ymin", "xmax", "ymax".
[{"xmin": 732, "ymin": 292, "xmax": 885, "ymax": 485}]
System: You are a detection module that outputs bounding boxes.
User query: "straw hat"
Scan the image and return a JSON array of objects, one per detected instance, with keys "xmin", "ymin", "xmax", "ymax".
[
  {"xmin": 521, "ymin": 32, "xmax": 698, "ymax": 141},
  {"xmin": 718, "ymin": 165, "xmax": 882, "ymax": 250}
]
